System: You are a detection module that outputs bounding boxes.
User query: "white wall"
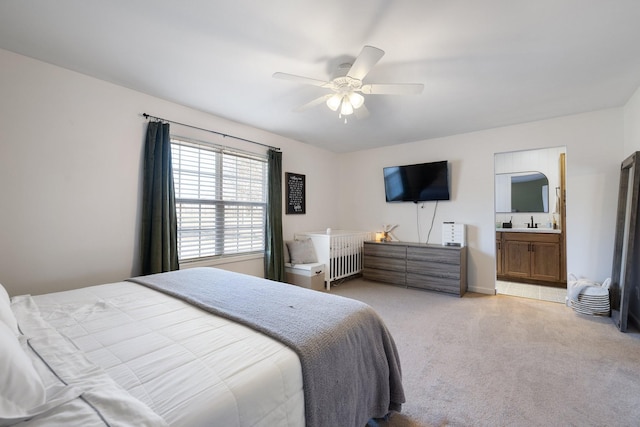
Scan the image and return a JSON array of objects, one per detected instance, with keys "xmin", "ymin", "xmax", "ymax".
[
  {"xmin": 0, "ymin": 48, "xmax": 339, "ymax": 296},
  {"xmin": 624, "ymin": 85, "xmax": 640, "ymax": 154},
  {"xmin": 338, "ymin": 110, "xmax": 624, "ymax": 294}
]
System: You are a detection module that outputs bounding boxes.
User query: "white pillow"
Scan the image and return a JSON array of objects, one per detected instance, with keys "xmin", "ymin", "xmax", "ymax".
[
  {"xmin": 286, "ymin": 239, "xmax": 318, "ymax": 264},
  {"xmin": 0, "ymin": 284, "xmax": 19, "ymax": 335},
  {"xmin": 0, "ymin": 322, "xmax": 46, "ymax": 421}
]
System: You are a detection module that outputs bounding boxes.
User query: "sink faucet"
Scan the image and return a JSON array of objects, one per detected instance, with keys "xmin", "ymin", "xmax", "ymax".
[{"xmin": 529, "ymin": 216, "xmax": 535, "ymax": 228}]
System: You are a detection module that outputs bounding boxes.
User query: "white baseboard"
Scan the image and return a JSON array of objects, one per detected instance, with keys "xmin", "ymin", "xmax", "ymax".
[{"xmin": 467, "ymin": 284, "xmax": 496, "ymax": 295}]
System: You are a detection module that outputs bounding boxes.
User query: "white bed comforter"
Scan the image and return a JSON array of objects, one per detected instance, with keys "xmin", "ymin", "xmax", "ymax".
[
  {"xmin": 13, "ymin": 282, "xmax": 304, "ymax": 427},
  {"xmin": 11, "ymin": 295, "xmax": 169, "ymax": 426}
]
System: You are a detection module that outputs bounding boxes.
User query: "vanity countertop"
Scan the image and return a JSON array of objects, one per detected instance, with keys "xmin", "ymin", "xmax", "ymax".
[{"xmin": 496, "ymin": 227, "xmax": 561, "ymax": 234}]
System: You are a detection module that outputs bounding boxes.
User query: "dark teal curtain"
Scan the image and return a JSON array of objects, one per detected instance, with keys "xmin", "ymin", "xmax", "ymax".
[
  {"xmin": 140, "ymin": 121, "xmax": 179, "ymax": 275},
  {"xmin": 264, "ymin": 149, "xmax": 285, "ymax": 281}
]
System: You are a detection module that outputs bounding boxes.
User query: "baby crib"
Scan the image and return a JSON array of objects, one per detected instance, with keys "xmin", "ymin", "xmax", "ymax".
[{"xmin": 294, "ymin": 230, "xmax": 375, "ymax": 290}]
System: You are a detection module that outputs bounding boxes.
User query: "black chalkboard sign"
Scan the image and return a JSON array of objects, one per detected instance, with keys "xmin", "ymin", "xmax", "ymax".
[{"xmin": 286, "ymin": 172, "xmax": 306, "ymax": 214}]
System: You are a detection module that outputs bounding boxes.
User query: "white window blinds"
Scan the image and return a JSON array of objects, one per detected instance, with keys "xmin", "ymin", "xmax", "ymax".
[{"xmin": 170, "ymin": 137, "xmax": 267, "ymax": 261}]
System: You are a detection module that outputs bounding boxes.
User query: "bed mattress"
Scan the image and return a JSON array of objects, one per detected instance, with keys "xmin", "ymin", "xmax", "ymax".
[{"xmin": 13, "ymin": 281, "xmax": 305, "ymax": 427}]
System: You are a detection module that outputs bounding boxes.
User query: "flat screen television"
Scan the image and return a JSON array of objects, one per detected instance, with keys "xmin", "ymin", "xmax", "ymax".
[{"xmin": 383, "ymin": 160, "xmax": 450, "ymax": 202}]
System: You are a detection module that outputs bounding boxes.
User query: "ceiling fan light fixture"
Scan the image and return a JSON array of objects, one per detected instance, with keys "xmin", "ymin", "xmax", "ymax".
[
  {"xmin": 340, "ymin": 96, "xmax": 354, "ymax": 116},
  {"xmin": 348, "ymin": 92, "xmax": 364, "ymax": 109},
  {"xmin": 326, "ymin": 94, "xmax": 342, "ymax": 111},
  {"xmin": 274, "ymin": 45, "xmax": 424, "ymax": 121}
]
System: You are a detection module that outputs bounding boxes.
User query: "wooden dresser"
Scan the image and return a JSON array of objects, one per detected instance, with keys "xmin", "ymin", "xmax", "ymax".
[{"xmin": 363, "ymin": 241, "xmax": 467, "ymax": 297}]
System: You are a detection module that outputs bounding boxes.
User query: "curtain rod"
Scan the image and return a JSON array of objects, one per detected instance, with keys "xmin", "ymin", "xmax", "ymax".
[{"xmin": 141, "ymin": 113, "xmax": 280, "ymax": 151}]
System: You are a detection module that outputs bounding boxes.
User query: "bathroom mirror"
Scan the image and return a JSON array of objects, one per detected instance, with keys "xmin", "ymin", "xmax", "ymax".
[{"xmin": 495, "ymin": 171, "xmax": 549, "ymax": 213}]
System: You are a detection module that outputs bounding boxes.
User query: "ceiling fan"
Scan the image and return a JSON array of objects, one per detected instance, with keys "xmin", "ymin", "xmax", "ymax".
[{"xmin": 273, "ymin": 46, "xmax": 424, "ymax": 121}]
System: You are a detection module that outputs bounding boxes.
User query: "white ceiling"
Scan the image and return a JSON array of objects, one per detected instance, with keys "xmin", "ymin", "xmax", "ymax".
[{"xmin": 2, "ymin": 1, "xmax": 640, "ymax": 153}]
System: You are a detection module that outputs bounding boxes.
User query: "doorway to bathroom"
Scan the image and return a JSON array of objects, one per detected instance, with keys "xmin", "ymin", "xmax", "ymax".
[{"xmin": 494, "ymin": 147, "xmax": 567, "ymax": 303}]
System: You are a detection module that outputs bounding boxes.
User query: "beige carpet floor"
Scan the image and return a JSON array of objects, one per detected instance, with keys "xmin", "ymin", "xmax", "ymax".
[{"xmin": 331, "ymin": 278, "xmax": 640, "ymax": 427}]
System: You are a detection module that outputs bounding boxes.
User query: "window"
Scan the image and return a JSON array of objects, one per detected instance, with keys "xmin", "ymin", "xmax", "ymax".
[{"xmin": 170, "ymin": 137, "xmax": 267, "ymax": 262}]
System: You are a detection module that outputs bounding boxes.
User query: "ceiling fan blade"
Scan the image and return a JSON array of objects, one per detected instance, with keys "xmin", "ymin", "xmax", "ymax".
[
  {"xmin": 360, "ymin": 83, "xmax": 424, "ymax": 95},
  {"xmin": 354, "ymin": 104, "xmax": 370, "ymax": 120},
  {"xmin": 346, "ymin": 46, "xmax": 385, "ymax": 81},
  {"xmin": 272, "ymin": 72, "xmax": 330, "ymax": 87},
  {"xmin": 293, "ymin": 94, "xmax": 333, "ymax": 112}
]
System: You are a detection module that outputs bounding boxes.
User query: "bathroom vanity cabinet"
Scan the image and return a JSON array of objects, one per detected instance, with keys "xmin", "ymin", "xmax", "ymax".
[{"xmin": 497, "ymin": 231, "xmax": 564, "ymax": 285}]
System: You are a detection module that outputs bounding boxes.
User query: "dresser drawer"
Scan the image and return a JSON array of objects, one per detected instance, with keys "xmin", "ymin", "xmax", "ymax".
[
  {"xmin": 364, "ymin": 242, "xmax": 407, "ymax": 259},
  {"xmin": 407, "ymin": 246, "xmax": 460, "ymax": 265},
  {"xmin": 364, "ymin": 255, "xmax": 405, "ymax": 272},
  {"xmin": 406, "ymin": 260, "xmax": 460, "ymax": 280},
  {"xmin": 363, "ymin": 268, "xmax": 406, "ymax": 285}
]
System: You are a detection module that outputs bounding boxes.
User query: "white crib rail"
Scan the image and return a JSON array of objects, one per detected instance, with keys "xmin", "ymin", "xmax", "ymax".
[{"xmin": 294, "ymin": 230, "xmax": 375, "ymax": 290}]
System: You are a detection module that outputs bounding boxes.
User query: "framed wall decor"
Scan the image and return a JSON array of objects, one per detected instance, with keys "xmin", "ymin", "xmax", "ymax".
[{"xmin": 286, "ymin": 172, "xmax": 306, "ymax": 214}]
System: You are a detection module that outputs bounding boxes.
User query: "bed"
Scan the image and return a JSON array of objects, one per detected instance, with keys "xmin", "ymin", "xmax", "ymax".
[{"xmin": 1, "ymin": 267, "xmax": 404, "ymax": 427}]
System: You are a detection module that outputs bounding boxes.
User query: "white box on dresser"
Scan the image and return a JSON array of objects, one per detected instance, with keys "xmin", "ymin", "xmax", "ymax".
[{"xmin": 442, "ymin": 222, "xmax": 466, "ymax": 247}]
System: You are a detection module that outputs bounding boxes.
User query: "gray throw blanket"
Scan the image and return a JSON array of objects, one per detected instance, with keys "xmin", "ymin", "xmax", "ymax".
[{"xmin": 128, "ymin": 267, "xmax": 404, "ymax": 427}]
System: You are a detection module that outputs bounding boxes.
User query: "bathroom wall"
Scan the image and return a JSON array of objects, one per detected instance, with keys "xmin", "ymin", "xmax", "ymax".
[{"xmin": 495, "ymin": 146, "xmax": 566, "ymax": 229}]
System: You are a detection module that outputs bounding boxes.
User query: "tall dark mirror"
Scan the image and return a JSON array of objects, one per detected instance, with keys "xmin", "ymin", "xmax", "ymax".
[{"xmin": 611, "ymin": 152, "xmax": 640, "ymax": 332}]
